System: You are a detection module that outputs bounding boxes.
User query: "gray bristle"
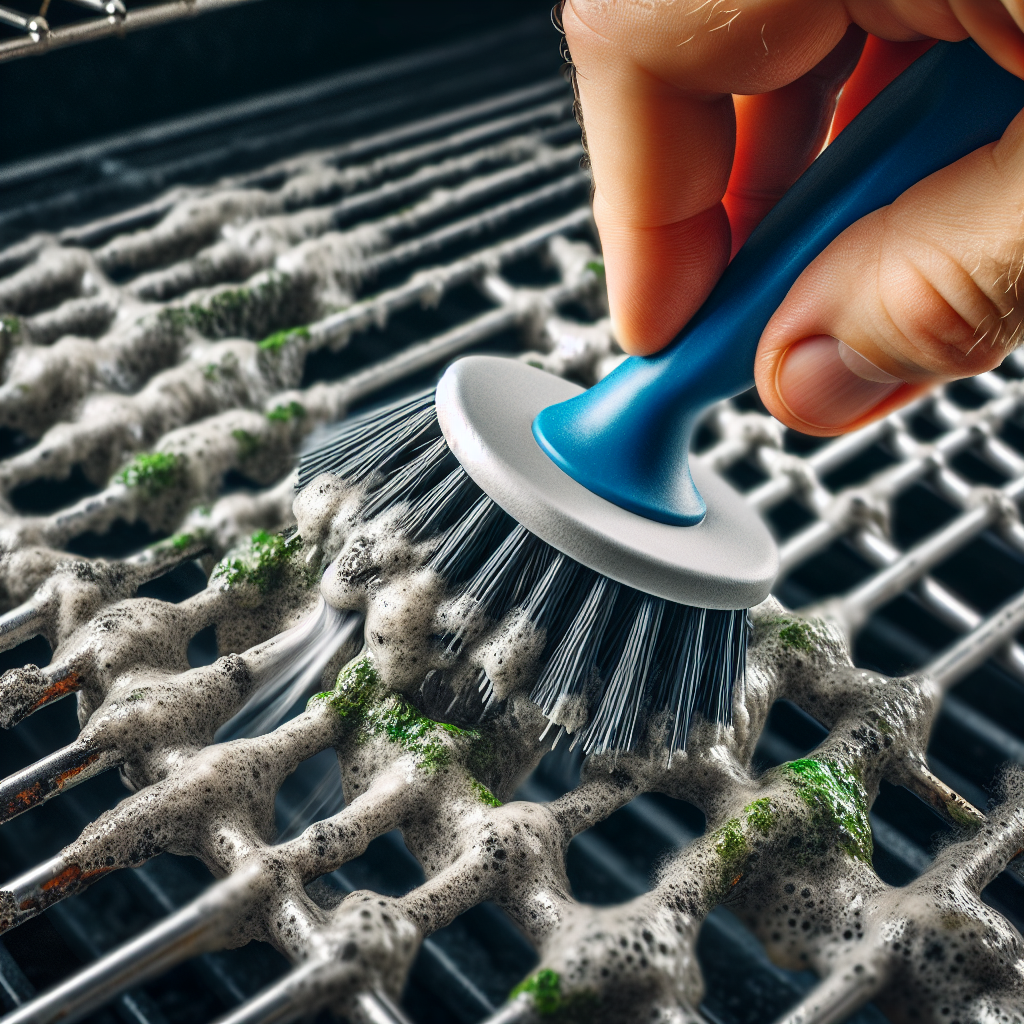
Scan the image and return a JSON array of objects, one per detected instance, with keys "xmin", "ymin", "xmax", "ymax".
[
  {"xmin": 360, "ymin": 435, "xmax": 454, "ymax": 521},
  {"xmin": 531, "ymin": 574, "xmax": 617, "ymax": 715},
  {"xmin": 401, "ymin": 466, "xmax": 479, "ymax": 541},
  {"xmin": 297, "ymin": 389, "xmax": 438, "ymax": 489},
  {"xmin": 299, "ymin": 388, "xmax": 751, "ymax": 757}
]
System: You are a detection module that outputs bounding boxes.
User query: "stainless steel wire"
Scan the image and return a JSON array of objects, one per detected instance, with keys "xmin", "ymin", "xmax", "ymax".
[{"xmin": 0, "ymin": 0, "xmax": 259, "ymax": 63}]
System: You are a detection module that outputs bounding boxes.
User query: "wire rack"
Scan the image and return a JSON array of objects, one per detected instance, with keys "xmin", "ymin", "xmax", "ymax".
[
  {"xmin": 0, "ymin": 19, "xmax": 1022, "ymax": 1024},
  {"xmin": 0, "ymin": 0, "xmax": 259, "ymax": 63}
]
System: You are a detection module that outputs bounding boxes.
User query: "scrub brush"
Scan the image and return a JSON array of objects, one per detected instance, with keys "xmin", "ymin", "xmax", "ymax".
[{"xmin": 299, "ymin": 41, "xmax": 1024, "ymax": 757}]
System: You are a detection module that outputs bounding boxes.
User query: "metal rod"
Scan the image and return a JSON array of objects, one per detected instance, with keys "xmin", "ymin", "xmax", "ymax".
[
  {"xmin": 1, "ymin": 855, "xmax": 72, "ymax": 935},
  {"xmin": 327, "ymin": 272, "xmax": 593, "ymax": 412},
  {"xmin": 926, "ymin": 588, "xmax": 1024, "ymax": 691},
  {"xmin": 62, "ymin": 0, "xmax": 125, "ymax": 17},
  {"xmin": 0, "ymin": 603, "xmax": 43, "ymax": 655},
  {"xmin": 0, "ymin": 8, "xmax": 47, "ymax": 38},
  {"xmin": 53, "ymin": 82, "xmax": 568, "ymax": 249},
  {"xmin": 311, "ymin": 206, "xmax": 592, "ymax": 348},
  {"xmin": 363, "ymin": 171, "xmax": 590, "ymax": 280},
  {"xmin": 1, "ymin": 666, "xmax": 83, "ymax": 731},
  {"xmin": 0, "ymin": 0, "xmax": 261, "ymax": 63},
  {"xmin": 836, "ymin": 504, "xmax": 994, "ymax": 634},
  {"xmin": 0, "ymin": 863, "xmax": 261, "ymax": 1024},
  {"xmin": 209, "ymin": 976, "xmax": 416, "ymax": 1024},
  {"xmin": 207, "ymin": 959, "xmax": 322, "ymax": 1024},
  {"xmin": 481, "ymin": 995, "xmax": 538, "ymax": 1024},
  {"xmin": 769, "ymin": 961, "xmax": 888, "ymax": 1024},
  {"xmin": 0, "ymin": 743, "xmax": 118, "ymax": 826},
  {"xmin": 847, "ymin": 528, "xmax": 1024, "ymax": 686},
  {"xmin": 351, "ymin": 991, "xmax": 414, "ymax": 1024}
]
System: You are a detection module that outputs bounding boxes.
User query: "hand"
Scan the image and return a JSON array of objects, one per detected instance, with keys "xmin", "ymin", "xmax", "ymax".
[{"xmin": 559, "ymin": 0, "xmax": 1024, "ymax": 435}]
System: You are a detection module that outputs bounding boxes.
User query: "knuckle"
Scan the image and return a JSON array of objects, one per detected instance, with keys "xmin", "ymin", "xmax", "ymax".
[{"xmin": 877, "ymin": 234, "xmax": 1022, "ymax": 378}]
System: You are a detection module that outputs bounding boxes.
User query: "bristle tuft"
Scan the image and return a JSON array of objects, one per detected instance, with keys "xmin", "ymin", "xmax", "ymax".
[{"xmin": 299, "ymin": 387, "xmax": 751, "ymax": 756}]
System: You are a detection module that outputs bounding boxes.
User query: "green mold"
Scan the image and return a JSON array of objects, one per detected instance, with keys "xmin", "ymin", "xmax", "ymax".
[
  {"xmin": 314, "ymin": 655, "xmax": 382, "ymax": 719},
  {"xmin": 116, "ymin": 452, "xmax": 183, "ymax": 495},
  {"xmin": 362, "ymin": 697, "xmax": 476, "ymax": 774},
  {"xmin": 509, "ymin": 969, "xmax": 597, "ymax": 1020},
  {"xmin": 712, "ymin": 801, "xmax": 777, "ymax": 891},
  {"xmin": 156, "ymin": 307, "xmax": 191, "ymax": 337},
  {"xmin": 266, "ymin": 401, "xmax": 306, "ymax": 423},
  {"xmin": 202, "ymin": 363, "xmax": 219, "ymax": 381},
  {"xmin": 213, "ymin": 529, "xmax": 303, "ymax": 592},
  {"xmin": 125, "ymin": 688, "xmax": 150, "ymax": 703},
  {"xmin": 147, "ymin": 530, "xmax": 202, "ymax": 555},
  {"xmin": 187, "ymin": 287, "xmax": 254, "ymax": 337},
  {"xmin": 511, "ymin": 969, "xmax": 561, "ymax": 1015},
  {"xmin": 585, "ymin": 259, "xmax": 605, "ymax": 278},
  {"xmin": 315, "ymin": 655, "xmax": 480, "ymax": 774},
  {"xmin": 776, "ymin": 619, "xmax": 816, "ymax": 652},
  {"xmin": 714, "ymin": 817, "xmax": 748, "ymax": 884},
  {"xmin": 471, "ymin": 779, "xmax": 502, "ymax": 808},
  {"xmin": 782, "ymin": 758, "xmax": 873, "ymax": 863},
  {"xmin": 465, "ymin": 733, "xmax": 497, "ymax": 782},
  {"xmin": 259, "ymin": 325, "xmax": 309, "ymax": 353},
  {"xmin": 232, "ymin": 428, "xmax": 261, "ymax": 460},
  {"xmin": 743, "ymin": 797, "xmax": 775, "ymax": 837},
  {"xmin": 945, "ymin": 799, "xmax": 982, "ymax": 831},
  {"xmin": 159, "ymin": 274, "xmax": 297, "ymax": 340},
  {"xmin": 1, "ymin": 315, "xmax": 20, "ymax": 337}
]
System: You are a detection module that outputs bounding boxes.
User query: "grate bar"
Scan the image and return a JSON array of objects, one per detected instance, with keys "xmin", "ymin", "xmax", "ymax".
[
  {"xmin": 311, "ymin": 206, "xmax": 592, "ymax": 348},
  {"xmin": 0, "ymin": 0, "xmax": 260, "ymax": 64},
  {"xmin": 0, "ymin": 864, "xmax": 261, "ymax": 1024},
  {"xmin": 352, "ymin": 991, "xmax": 415, "ymax": 1024},
  {"xmin": 0, "ymin": 940, "xmax": 31, "ymax": 1010},
  {"xmin": 926, "ymin": 589, "xmax": 1024, "ymax": 691},
  {"xmin": 850, "ymin": 530, "xmax": 1024, "ymax": 684},
  {"xmin": 322, "ymin": 275, "xmax": 594, "ymax": 413},
  {"xmin": 770, "ymin": 967, "xmax": 887, "ymax": 1024},
  {"xmin": 0, "ymin": 743, "xmax": 117, "ymax": 826},
  {"xmin": 830, "ymin": 503, "xmax": 995, "ymax": 635}
]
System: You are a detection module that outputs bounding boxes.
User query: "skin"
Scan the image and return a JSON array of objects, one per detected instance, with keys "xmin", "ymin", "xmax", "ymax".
[{"xmin": 561, "ymin": 0, "xmax": 1024, "ymax": 435}]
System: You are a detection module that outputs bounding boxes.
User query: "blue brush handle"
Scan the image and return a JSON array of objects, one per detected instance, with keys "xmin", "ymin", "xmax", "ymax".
[{"xmin": 533, "ymin": 40, "xmax": 1024, "ymax": 526}]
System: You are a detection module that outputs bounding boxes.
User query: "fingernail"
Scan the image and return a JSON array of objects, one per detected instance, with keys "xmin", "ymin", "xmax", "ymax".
[{"xmin": 776, "ymin": 335, "xmax": 904, "ymax": 429}]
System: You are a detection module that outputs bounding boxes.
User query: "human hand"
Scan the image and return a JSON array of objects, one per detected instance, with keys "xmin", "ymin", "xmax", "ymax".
[{"xmin": 559, "ymin": 1, "xmax": 1024, "ymax": 435}]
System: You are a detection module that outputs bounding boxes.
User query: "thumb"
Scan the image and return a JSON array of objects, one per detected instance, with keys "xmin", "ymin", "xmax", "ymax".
[{"xmin": 754, "ymin": 105, "xmax": 1024, "ymax": 436}]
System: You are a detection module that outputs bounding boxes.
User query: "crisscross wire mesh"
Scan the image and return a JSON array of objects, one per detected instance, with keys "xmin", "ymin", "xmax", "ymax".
[
  {"xmin": 0, "ymin": 0, "xmax": 259, "ymax": 63},
  {"xmin": 0, "ymin": 21, "xmax": 1021, "ymax": 1024}
]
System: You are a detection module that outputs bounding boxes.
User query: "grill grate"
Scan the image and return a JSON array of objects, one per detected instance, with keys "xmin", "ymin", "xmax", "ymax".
[
  {"xmin": 0, "ymin": 1, "xmax": 258, "ymax": 65},
  {"xmin": 0, "ymin": 18, "xmax": 1022, "ymax": 1024}
]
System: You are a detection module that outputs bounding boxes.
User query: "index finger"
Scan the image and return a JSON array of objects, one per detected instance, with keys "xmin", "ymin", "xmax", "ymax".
[{"xmin": 561, "ymin": 0, "xmax": 854, "ymax": 354}]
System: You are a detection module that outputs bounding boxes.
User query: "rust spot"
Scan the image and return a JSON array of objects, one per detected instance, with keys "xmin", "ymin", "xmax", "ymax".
[
  {"xmin": 40, "ymin": 864, "xmax": 84, "ymax": 893},
  {"xmin": 26, "ymin": 671, "xmax": 81, "ymax": 715},
  {"xmin": 5, "ymin": 781, "xmax": 43, "ymax": 819},
  {"xmin": 12, "ymin": 863, "xmax": 115, "ymax": 916},
  {"xmin": 38, "ymin": 861, "xmax": 113, "ymax": 897},
  {"xmin": 54, "ymin": 751, "xmax": 101, "ymax": 790},
  {"xmin": 730, "ymin": 874, "xmax": 743, "ymax": 887}
]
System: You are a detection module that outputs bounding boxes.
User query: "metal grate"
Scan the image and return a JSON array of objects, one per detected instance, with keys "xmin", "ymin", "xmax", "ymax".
[
  {"xmin": 0, "ymin": 0, "xmax": 259, "ymax": 64},
  {"xmin": 0, "ymin": 17, "xmax": 1022, "ymax": 1024}
]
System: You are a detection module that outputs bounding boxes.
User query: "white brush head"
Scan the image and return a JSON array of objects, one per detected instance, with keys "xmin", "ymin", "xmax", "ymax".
[{"xmin": 435, "ymin": 356, "xmax": 778, "ymax": 611}]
